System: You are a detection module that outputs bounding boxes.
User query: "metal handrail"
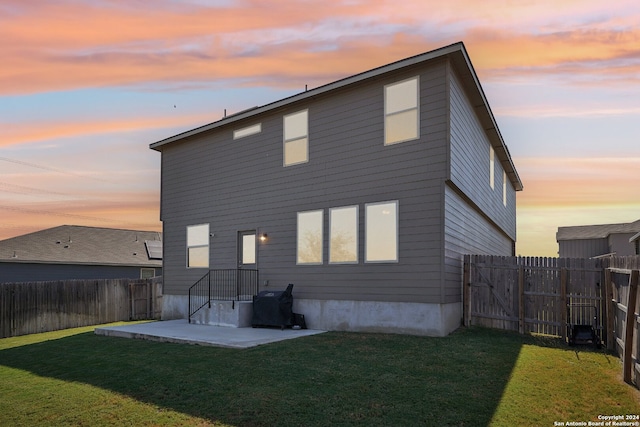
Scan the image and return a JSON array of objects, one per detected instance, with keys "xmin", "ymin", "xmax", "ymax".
[{"xmin": 188, "ymin": 269, "xmax": 259, "ymax": 323}]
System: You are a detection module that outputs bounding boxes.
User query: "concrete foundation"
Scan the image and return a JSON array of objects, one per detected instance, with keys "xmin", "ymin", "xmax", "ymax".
[
  {"xmin": 162, "ymin": 295, "xmax": 252, "ymax": 327},
  {"xmin": 162, "ymin": 294, "xmax": 461, "ymax": 336},
  {"xmin": 293, "ymin": 299, "xmax": 461, "ymax": 337}
]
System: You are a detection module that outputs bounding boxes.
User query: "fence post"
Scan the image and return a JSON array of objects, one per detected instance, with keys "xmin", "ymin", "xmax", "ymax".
[
  {"xmin": 604, "ymin": 268, "xmax": 615, "ymax": 352},
  {"xmin": 623, "ymin": 269, "xmax": 639, "ymax": 384},
  {"xmin": 560, "ymin": 267, "xmax": 568, "ymax": 343},
  {"xmin": 463, "ymin": 255, "xmax": 471, "ymax": 327},
  {"xmin": 518, "ymin": 265, "xmax": 524, "ymax": 334}
]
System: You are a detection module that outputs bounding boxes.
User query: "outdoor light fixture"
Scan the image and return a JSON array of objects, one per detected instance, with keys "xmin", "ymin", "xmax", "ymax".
[{"xmin": 260, "ymin": 233, "xmax": 268, "ymax": 242}]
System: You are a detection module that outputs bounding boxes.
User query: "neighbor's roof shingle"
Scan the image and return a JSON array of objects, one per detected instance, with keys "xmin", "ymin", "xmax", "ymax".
[
  {"xmin": 0, "ymin": 225, "xmax": 162, "ymax": 266},
  {"xmin": 557, "ymin": 219, "xmax": 640, "ymax": 241}
]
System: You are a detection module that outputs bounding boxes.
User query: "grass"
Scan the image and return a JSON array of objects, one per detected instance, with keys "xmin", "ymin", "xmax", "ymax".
[{"xmin": 0, "ymin": 324, "xmax": 638, "ymax": 426}]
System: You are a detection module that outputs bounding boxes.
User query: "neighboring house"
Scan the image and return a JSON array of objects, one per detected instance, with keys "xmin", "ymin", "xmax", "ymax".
[
  {"xmin": 557, "ymin": 219, "xmax": 640, "ymax": 258},
  {"xmin": 150, "ymin": 42, "xmax": 523, "ymax": 336},
  {"xmin": 0, "ymin": 225, "xmax": 162, "ymax": 283},
  {"xmin": 630, "ymin": 232, "xmax": 640, "ymax": 256}
]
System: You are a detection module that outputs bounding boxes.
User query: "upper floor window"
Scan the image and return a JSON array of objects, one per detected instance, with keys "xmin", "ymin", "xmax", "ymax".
[
  {"xmin": 503, "ymin": 170, "xmax": 507, "ymax": 206},
  {"xmin": 384, "ymin": 77, "xmax": 419, "ymax": 145},
  {"xmin": 186, "ymin": 224, "xmax": 209, "ymax": 268},
  {"xmin": 490, "ymin": 145, "xmax": 495, "ymax": 189},
  {"xmin": 233, "ymin": 123, "xmax": 261, "ymax": 140},
  {"xmin": 284, "ymin": 110, "xmax": 308, "ymax": 166}
]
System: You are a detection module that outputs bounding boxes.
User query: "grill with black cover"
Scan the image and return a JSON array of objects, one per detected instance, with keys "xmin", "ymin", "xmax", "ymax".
[{"xmin": 252, "ymin": 283, "xmax": 294, "ymax": 329}]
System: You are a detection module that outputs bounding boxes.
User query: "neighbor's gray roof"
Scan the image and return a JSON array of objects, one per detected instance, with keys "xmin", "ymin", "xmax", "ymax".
[
  {"xmin": 557, "ymin": 219, "xmax": 640, "ymax": 241},
  {"xmin": 0, "ymin": 225, "xmax": 162, "ymax": 267},
  {"xmin": 149, "ymin": 42, "xmax": 523, "ymax": 192}
]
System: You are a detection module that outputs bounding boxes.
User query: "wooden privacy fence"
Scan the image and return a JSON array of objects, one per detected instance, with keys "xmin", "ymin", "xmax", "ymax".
[
  {"xmin": 0, "ymin": 277, "xmax": 162, "ymax": 338},
  {"xmin": 464, "ymin": 255, "xmax": 640, "ymax": 387},
  {"xmin": 464, "ymin": 255, "xmax": 606, "ymax": 339},
  {"xmin": 605, "ymin": 256, "xmax": 640, "ymax": 387}
]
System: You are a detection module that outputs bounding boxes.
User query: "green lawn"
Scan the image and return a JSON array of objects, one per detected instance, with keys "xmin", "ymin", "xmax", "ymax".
[{"xmin": 0, "ymin": 323, "xmax": 638, "ymax": 426}]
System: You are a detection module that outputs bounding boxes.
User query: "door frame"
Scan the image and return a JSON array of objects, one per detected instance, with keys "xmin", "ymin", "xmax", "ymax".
[{"xmin": 237, "ymin": 230, "xmax": 257, "ymax": 269}]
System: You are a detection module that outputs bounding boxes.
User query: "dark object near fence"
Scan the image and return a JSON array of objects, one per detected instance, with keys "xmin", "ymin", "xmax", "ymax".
[
  {"xmin": 252, "ymin": 284, "xmax": 294, "ymax": 329},
  {"xmin": 566, "ymin": 303, "xmax": 601, "ymax": 348}
]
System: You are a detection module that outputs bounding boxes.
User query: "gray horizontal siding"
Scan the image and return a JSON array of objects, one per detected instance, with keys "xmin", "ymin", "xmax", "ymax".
[
  {"xmin": 443, "ymin": 185, "xmax": 513, "ymax": 304},
  {"xmin": 558, "ymin": 239, "xmax": 608, "ymax": 258},
  {"xmin": 160, "ymin": 61, "xmax": 450, "ymax": 304},
  {"xmin": 448, "ymin": 65, "xmax": 516, "ymax": 240}
]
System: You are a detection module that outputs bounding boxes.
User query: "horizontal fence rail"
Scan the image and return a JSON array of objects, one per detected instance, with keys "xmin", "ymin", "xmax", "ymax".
[
  {"xmin": 188, "ymin": 269, "xmax": 259, "ymax": 323},
  {"xmin": 464, "ymin": 255, "xmax": 640, "ymax": 388},
  {"xmin": 0, "ymin": 277, "xmax": 162, "ymax": 338}
]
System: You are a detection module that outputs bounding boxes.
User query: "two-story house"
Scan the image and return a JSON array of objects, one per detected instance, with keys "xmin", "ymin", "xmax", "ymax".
[{"xmin": 150, "ymin": 42, "xmax": 522, "ymax": 336}]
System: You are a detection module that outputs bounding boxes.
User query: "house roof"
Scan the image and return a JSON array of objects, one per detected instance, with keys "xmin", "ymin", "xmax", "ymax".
[
  {"xmin": 0, "ymin": 225, "xmax": 162, "ymax": 267},
  {"xmin": 149, "ymin": 41, "xmax": 523, "ymax": 192},
  {"xmin": 557, "ymin": 219, "xmax": 640, "ymax": 241}
]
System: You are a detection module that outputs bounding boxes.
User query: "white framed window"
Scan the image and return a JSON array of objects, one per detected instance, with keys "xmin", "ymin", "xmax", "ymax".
[
  {"xmin": 365, "ymin": 201, "xmax": 399, "ymax": 263},
  {"xmin": 490, "ymin": 145, "xmax": 495, "ymax": 189},
  {"xmin": 329, "ymin": 206, "xmax": 358, "ymax": 264},
  {"xmin": 503, "ymin": 170, "xmax": 507, "ymax": 206},
  {"xmin": 186, "ymin": 224, "xmax": 209, "ymax": 268},
  {"xmin": 233, "ymin": 123, "xmax": 261, "ymax": 140},
  {"xmin": 297, "ymin": 210, "xmax": 323, "ymax": 264},
  {"xmin": 384, "ymin": 77, "xmax": 419, "ymax": 145},
  {"xmin": 284, "ymin": 110, "xmax": 308, "ymax": 166},
  {"xmin": 140, "ymin": 268, "xmax": 156, "ymax": 279}
]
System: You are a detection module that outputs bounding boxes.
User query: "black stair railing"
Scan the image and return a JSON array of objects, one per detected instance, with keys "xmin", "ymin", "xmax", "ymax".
[{"xmin": 188, "ymin": 269, "xmax": 259, "ymax": 323}]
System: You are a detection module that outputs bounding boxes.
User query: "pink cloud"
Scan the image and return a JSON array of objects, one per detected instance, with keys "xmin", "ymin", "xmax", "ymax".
[
  {"xmin": 2, "ymin": 0, "xmax": 637, "ymax": 95},
  {"xmin": 0, "ymin": 113, "xmax": 214, "ymax": 147}
]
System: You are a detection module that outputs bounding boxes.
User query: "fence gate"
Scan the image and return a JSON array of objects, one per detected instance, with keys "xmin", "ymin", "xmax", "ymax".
[
  {"xmin": 464, "ymin": 255, "xmax": 605, "ymax": 342},
  {"xmin": 465, "ymin": 258, "xmax": 520, "ymax": 332},
  {"xmin": 129, "ymin": 278, "xmax": 162, "ymax": 320}
]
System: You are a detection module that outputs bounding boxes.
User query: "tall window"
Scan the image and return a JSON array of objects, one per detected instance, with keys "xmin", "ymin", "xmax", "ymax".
[
  {"xmin": 297, "ymin": 210, "xmax": 323, "ymax": 264},
  {"xmin": 329, "ymin": 206, "xmax": 358, "ymax": 264},
  {"xmin": 365, "ymin": 201, "xmax": 398, "ymax": 263},
  {"xmin": 384, "ymin": 77, "xmax": 419, "ymax": 145},
  {"xmin": 284, "ymin": 110, "xmax": 308, "ymax": 166},
  {"xmin": 503, "ymin": 170, "xmax": 507, "ymax": 206},
  {"xmin": 490, "ymin": 145, "xmax": 495, "ymax": 189},
  {"xmin": 187, "ymin": 224, "xmax": 209, "ymax": 268}
]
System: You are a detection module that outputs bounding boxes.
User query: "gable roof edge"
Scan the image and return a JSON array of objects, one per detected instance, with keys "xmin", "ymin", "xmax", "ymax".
[
  {"xmin": 150, "ymin": 43, "xmax": 466, "ymax": 151},
  {"xmin": 149, "ymin": 42, "xmax": 523, "ymax": 191}
]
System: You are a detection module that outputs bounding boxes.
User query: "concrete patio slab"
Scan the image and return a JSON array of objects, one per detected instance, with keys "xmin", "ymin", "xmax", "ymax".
[{"xmin": 94, "ymin": 319, "xmax": 326, "ymax": 349}]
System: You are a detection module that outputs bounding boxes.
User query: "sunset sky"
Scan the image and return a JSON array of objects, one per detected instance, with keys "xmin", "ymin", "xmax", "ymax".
[{"xmin": 1, "ymin": 0, "xmax": 639, "ymax": 256}]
